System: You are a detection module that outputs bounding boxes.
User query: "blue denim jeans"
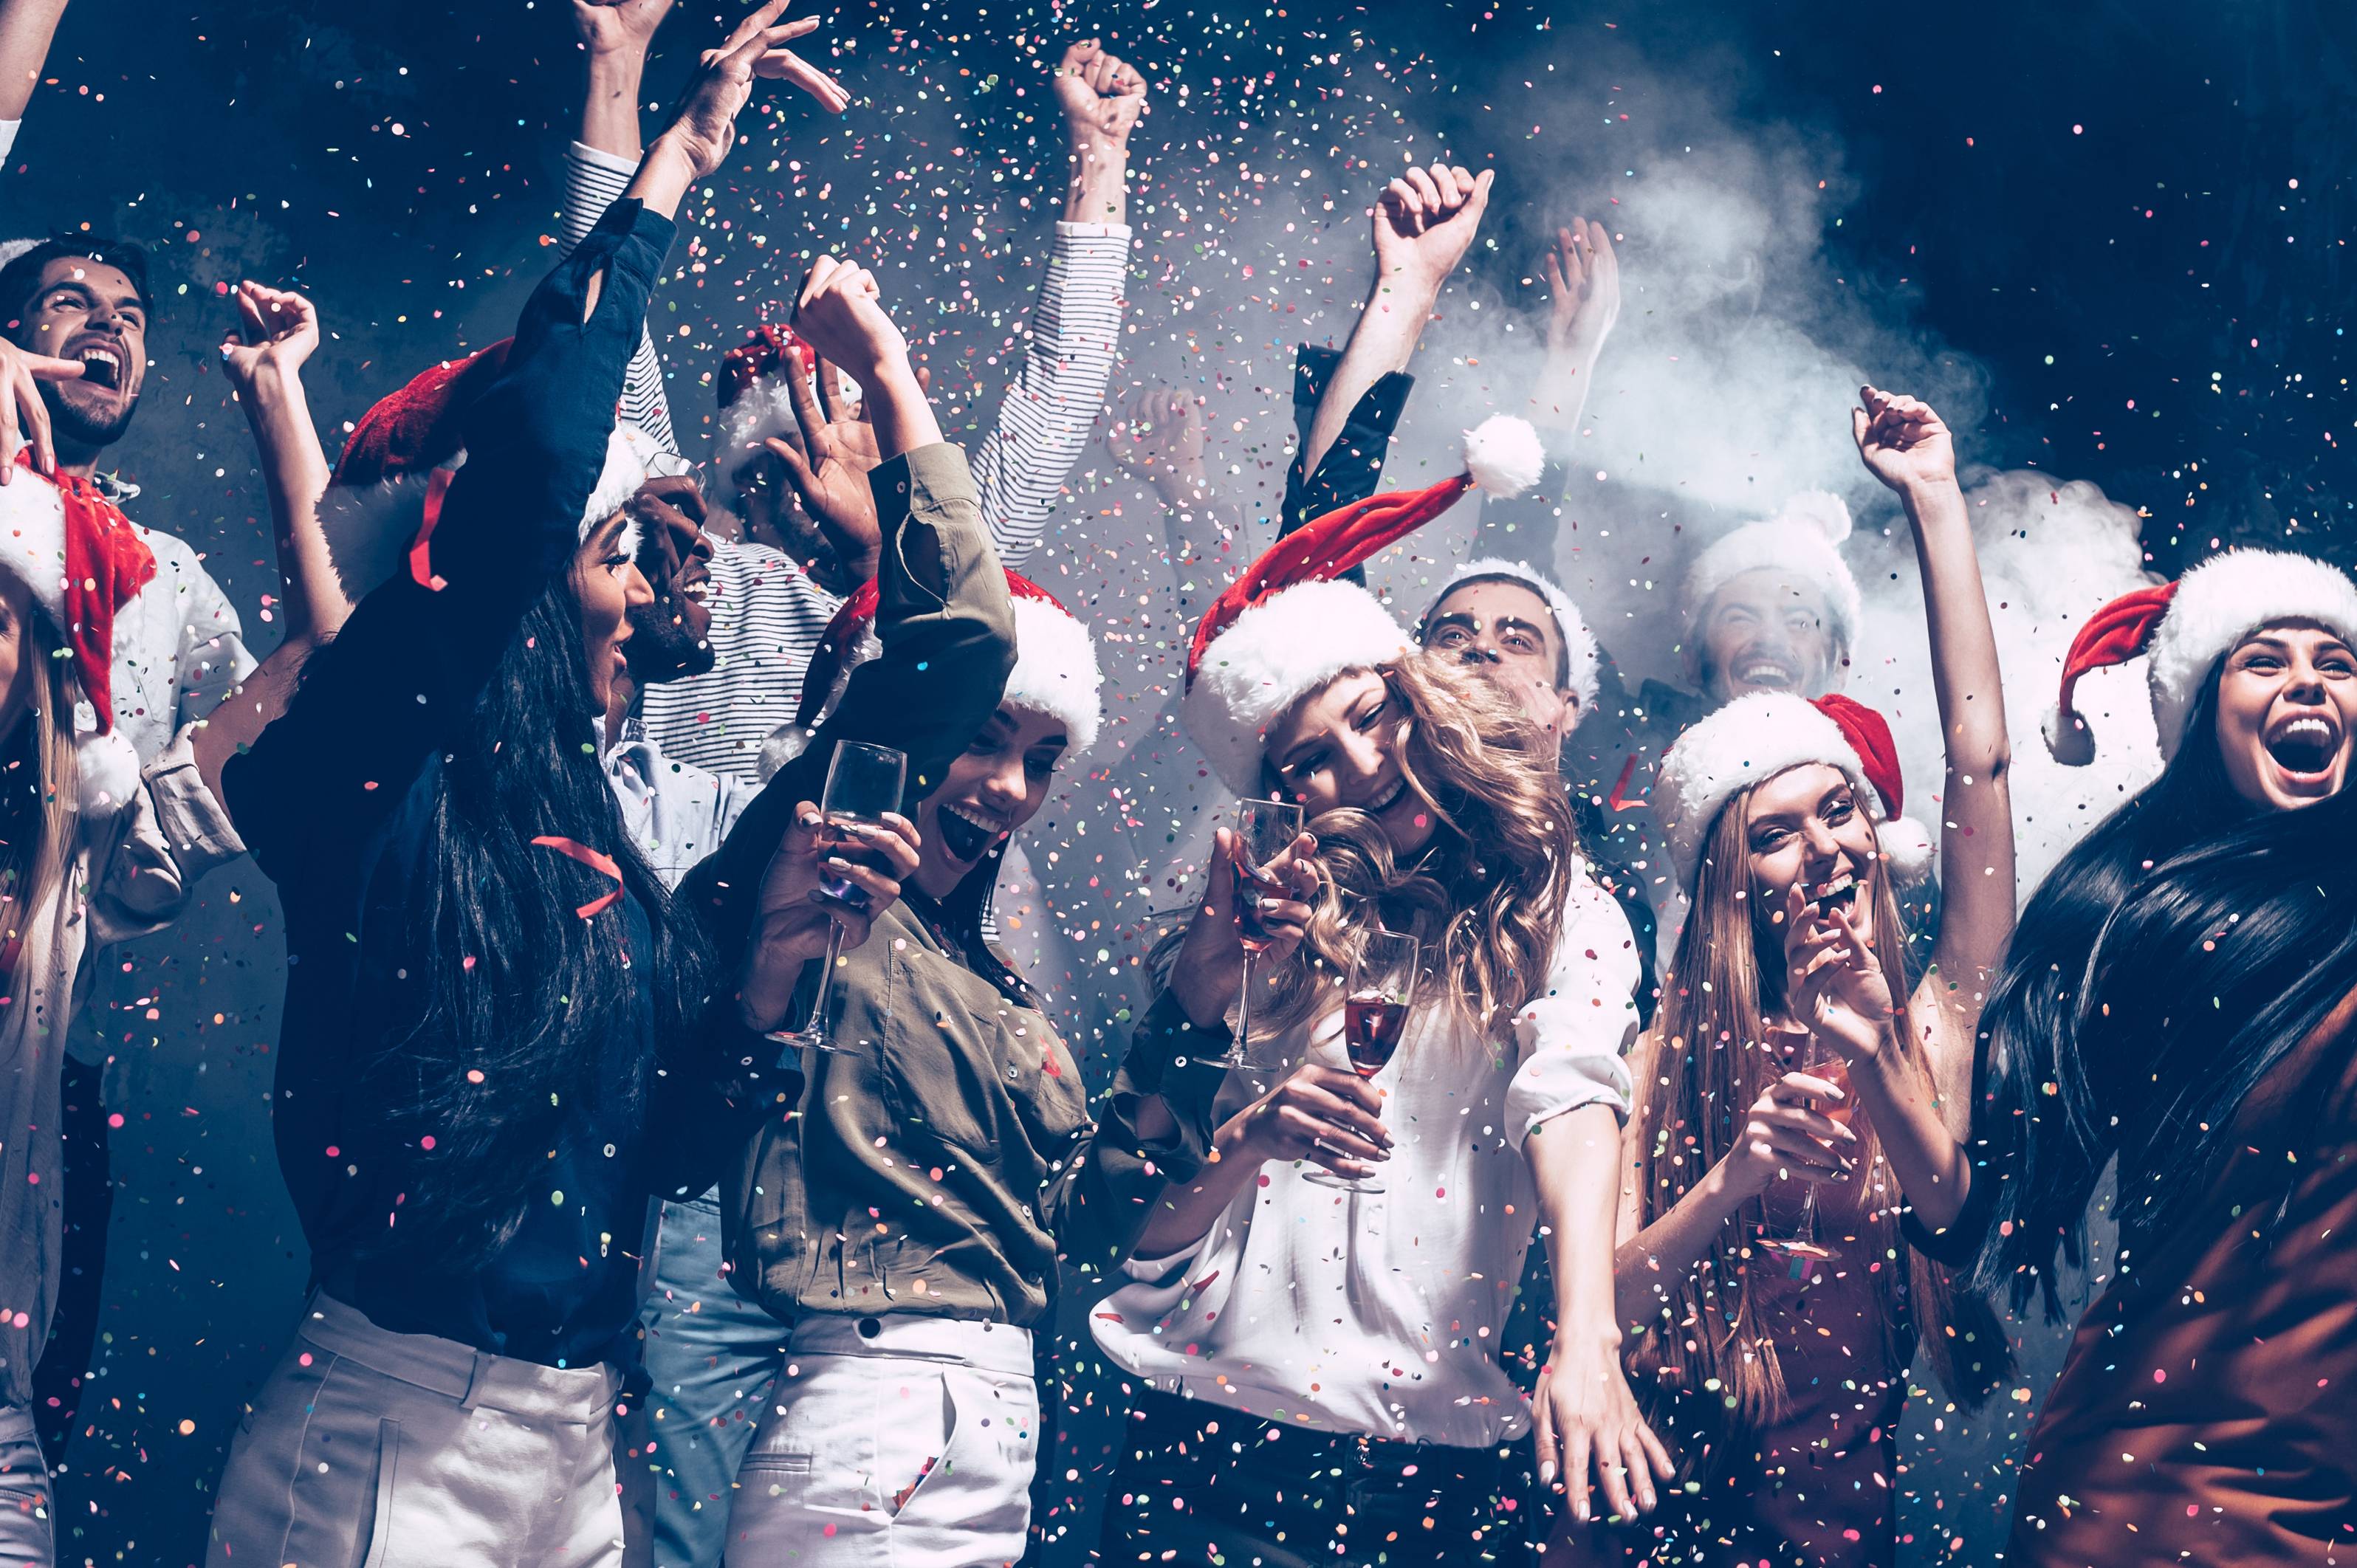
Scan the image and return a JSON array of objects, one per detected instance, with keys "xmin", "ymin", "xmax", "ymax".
[{"xmin": 618, "ymin": 1191, "xmax": 790, "ymax": 1568}]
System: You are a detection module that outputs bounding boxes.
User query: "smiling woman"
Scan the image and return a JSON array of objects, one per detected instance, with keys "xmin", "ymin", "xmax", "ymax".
[{"xmin": 1972, "ymin": 549, "xmax": 2357, "ymax": 1564}]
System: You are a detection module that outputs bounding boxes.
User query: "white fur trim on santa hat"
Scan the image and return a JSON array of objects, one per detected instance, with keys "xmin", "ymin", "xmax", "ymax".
[
  {"xmin": 2147, "ymin": 548, "xmax": 2357, "ymax": 760},
  {"xmin": 1462, "ymin": 415, "xmax": 1546, "ymax": 499},
  {"xmin": 1653, "ymin": 692, "xmax": 1929, "ymax": 895},
  {"xmin": 1004, "ymin": 595, "xmax": 1103, "ymax": 754},
  {"xmin": 1182, "ymin": 578, "xmax": 1408, "ymax": 798},
  {"xmin": 1427, "ymin": 557, "xmax": 1602, "ymax": 715},
  {"xmin": 1682, "ymin": 490, "xmax": 1862, "ymax": 647},
  {"xmin": 582, "ymin": 422, "xmax": 687, "ymax": 557}
]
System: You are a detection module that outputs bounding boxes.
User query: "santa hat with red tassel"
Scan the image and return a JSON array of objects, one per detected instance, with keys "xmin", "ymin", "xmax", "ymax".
[
  {"xmin": 714, "ymin": 324, "xmax": 820, "ymax": 476},
  {"xmin": 759, "ymin": 568, "xmax": 1104, "ymax": 779},
  {"xmin": 321, "ymin": 340, "xmax": 685, "ymax": 596},
  {"xmin": 2043, "ymin": 548, "xmax": 2357, "ymax": 766},
  {"xmin": 1181, "ymin": 415, "xmax": 1547, "ymax": 797},
  {"xmin": 1653, "ymin": 690, "xmax": 1935, "ymax": 895}
]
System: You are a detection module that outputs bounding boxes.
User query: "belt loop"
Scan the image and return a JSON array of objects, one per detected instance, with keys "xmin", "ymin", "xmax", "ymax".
[{"xmin": 462, "ymin": 1352, "xmax": 491, "ymax": 1411}]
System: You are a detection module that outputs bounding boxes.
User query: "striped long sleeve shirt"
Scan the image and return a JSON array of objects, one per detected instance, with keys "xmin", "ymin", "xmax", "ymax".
[{"xmin": 563, "ymin": 140, "xmax": 1134, "ymax": 780}]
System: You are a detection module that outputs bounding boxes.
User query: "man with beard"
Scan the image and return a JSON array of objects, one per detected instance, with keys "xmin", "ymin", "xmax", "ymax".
[{"xmin": 0, "ymin": 240, "xmax": 257, "ymax": 744}]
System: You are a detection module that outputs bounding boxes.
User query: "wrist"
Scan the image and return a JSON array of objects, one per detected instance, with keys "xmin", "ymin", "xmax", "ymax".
[
  {"xmin": 1549, "ymin": 1321, "xmax": 1624, "ymax": 1359},
  {"xmin": 1707, "ymin": 1153, "xmax": 1762, "ymax": 1204},
  {"xmin": 1153, "ymin": 463, "xmax": 1212, "ymax": 503},
  {"xmin": 586, "ymin": 40, "xmax": 651, "ymax": 72}
]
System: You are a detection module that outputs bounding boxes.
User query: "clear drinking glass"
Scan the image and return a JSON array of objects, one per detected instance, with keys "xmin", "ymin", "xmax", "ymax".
[
  {"xmin": 1756, "ymin": 1031, "xmax": 1851, "ymax": 1265},
  {"xmin": 768, "ymin": 740, "xmax": 906, "ymax": 1059},
  {"xmin": 1211, "ymin": 796, "xmax": 1305, "ymax": 1071},
  {"xmin": 1303, "ymin": 927, "xmax": 1419, "ymax": 1192}
]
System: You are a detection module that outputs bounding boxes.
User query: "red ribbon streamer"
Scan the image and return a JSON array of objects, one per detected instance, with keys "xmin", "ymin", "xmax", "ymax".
[
  {"xmin": 1606, "ymin": 754, "xmax": 1647, "ymax": 813},
  {"xmin": 409, "ymin": 467, "xmax": 452, "ymax": 591},
  {"xmin": 532, "ymin": 834, "xmax": 624, "ymax": 918}
]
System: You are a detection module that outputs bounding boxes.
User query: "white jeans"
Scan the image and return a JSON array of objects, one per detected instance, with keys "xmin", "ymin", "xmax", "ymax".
[
  {"xmin": 0, "ymin": 1404, "xmax": 52, "ymax": 1568},
  {"xmin": 724, "ymin": 1316, "xmax": 1036, "ymax": 1568},
  {"xmin": 207, "ymin": 1293, "xmax": 627, "ymax": 1568}
]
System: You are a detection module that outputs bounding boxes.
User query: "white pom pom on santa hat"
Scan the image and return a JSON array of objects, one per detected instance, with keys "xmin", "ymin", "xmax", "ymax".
[
  {"xmin": 75, "ymin": 726, "xmax": 142, "ymax": 819},
  {"xmin": 1461, "ymin": 415, "xmax": 1545, "ymax": 500}
]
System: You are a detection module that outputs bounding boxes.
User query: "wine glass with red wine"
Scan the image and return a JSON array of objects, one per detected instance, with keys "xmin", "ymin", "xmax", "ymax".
[
  {"xmin": 1303, "ymin": 926, "xmax": 1419, "ymax": 1192},
  {"xmin": 1209, "ymin": 797, "xmax": 1304, "ymax": 1070},
  {"xmin": 768, "ymin": 740, "xmax": 905, "ymax": 1059}
]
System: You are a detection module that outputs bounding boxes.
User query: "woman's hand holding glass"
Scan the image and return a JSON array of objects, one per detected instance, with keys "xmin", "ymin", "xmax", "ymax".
[
  {"xmin": 1224, "ymin": 1062, "xmax": 1392, "ymax": 1180},
  {"xmin": 1170, "ymin": 824, "xmax": 1319, "ymax": 1033},
  {"xmin": 735, "ymin": 801, "xmax": 919, "ymax": 1033}
]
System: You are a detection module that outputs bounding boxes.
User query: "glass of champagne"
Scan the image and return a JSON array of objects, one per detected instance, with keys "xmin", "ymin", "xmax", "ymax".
[
  {"xmin": 1757, "ymin": 1029, "xmax": 1850, "ymax": 1266},
  {"xmin": 768, "ymin": 740, "xmax": 906, "ymax": 1059},
  {"xmin": 1303, "ymin": 927, "xmax": 1418, "ymax": 1192},
  {"xmin": 1211, "ymin": 797, "xmax": 1304, "ymax": 1071}
]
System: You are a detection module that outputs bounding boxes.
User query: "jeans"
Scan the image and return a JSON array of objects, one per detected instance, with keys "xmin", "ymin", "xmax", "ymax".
[{"xmin": 618, "ymin": 1191, "xmax": 789, "ymax": 1568}]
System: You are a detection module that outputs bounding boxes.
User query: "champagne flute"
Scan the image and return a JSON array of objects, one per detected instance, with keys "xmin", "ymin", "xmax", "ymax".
[
  {"xmin": 1756, "ymin": 1030, "xmax": 1850, "ymax": 1267},
  {"xmin": 768, "ymin": 740, "xmax": 906, "ymax": 1059},
  {"xmin": 1303, "ymin": 927, "xmax": 1418, "ymax": 1192},
  {"xmin": 1211, "ymin": 797, "xmax": 1304, "ymax": 1071}
]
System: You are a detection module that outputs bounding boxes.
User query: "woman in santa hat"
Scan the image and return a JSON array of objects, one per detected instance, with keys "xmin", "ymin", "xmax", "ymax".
[
  {"xmin": 710, "ymin": 558, "xmax": 1229, "ymax": 1566},
  {"xmin": 1558, "ymin": 390, "xmax": 2016, "ymax": 1567},
  {"xmin": 1966, "ymin": 546, "xmax": 2357, "ymax": 1564},
  {"xmin": 0, "ymin": 380, "xmax": 256, "ymax": 1568},
  {"xmin": 199, "ymin": 18, "xmax": 895, "ymax": 1564},
  {"xmin": 1085, "ymin": 413, "xmax": 1667, "ymax": 1567}
]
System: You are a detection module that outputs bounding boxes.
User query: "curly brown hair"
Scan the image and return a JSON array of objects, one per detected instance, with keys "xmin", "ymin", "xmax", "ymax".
[{"xmin": 1246, "ymin": 650, "xmax": 1582, "ymax": 1040}]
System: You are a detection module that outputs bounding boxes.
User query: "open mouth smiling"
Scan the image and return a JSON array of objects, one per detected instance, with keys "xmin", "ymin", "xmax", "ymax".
[
  {"xmin": 1362, "ymin": 776, "xmax": 1407, "ymax": 815},
  {"xmin": 73, "ymin": 343, "xmax": 123, "ymax": 389},
  {"xmin": 2264, "ymin": 712, "xmax": 2344, "ymax": 781},
  {"xmin": 1737, "ymin": 657, "xmax": 1798, "ymax": 691},
  {"xmin": 937, "ymin": 800, "xmax": 1009, "ymax": 863},
  {"xmin": 1808, "ymin": 870, "xmax": 1860, "ymax": 917}
]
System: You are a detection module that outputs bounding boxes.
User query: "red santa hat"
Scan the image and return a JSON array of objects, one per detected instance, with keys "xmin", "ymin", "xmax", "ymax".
[
  {"xmin": 1653, "ymin": 690, "xmax": 1935, "ymax": 895},
  {"xmin": 714, "ymin": 324, "xmax": 820, "ymax": 477},
  {"xmin": 0, "ymin": 457, "xmax": 159, "ymax": 815},
  {"xmin": 2043, "ymin": 547, "xmax": 2357, "ymax": 766},
  {"xmin": 1682, "ymin": 490, "xmax": 1862, "ymax": 650},
  {"xmin": 759, "ymin": 568, "xmax": 1105, "ymax": 777},
  {"xmin": 1181, "ymin": 416, "xmax": 1546, "ymax": 797},
  {"xmin": 1419, "ymin": 555, "xmax": 1601, "ymax": 714},
  {"xmin": 323, "ymin": 340, "xmax": 681, "ymax": 595}
]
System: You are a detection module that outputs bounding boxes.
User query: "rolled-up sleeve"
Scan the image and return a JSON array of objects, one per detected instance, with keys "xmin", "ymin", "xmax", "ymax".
[
  {"xmin": 89, "ymin": 732, "xmax": 249, "ymax": 944},
  {"xmin": 1506, "ymin": 864, "xmax": 1642, "ymax": 1146}
]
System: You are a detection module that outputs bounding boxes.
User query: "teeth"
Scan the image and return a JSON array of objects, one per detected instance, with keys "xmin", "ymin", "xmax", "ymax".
[
  {"xmin": 2284, "ymin": 717, "xmax": 2332, "ymax": 738},
  {"xmin": 1366, "ymin": 778, "xmax": 1404, "ymax": 812},
  {"xmin": 943, "ymin": 802, "xmax": 1007, "ymax": 836},
  {"xmin": 79, "ymin": 348, "xmax": 117, "ymax": 368}
]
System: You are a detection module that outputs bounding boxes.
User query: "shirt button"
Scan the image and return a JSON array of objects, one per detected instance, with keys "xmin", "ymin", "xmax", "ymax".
[{"xmin": 857, "ymin": 1316, "xmax": 882, "ymax": 1340}]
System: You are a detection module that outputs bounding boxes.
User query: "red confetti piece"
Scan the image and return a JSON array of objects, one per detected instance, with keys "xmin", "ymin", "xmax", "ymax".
[{"xmin": 532, "ymin": 835, "xmax": 625, "ymax": 918}]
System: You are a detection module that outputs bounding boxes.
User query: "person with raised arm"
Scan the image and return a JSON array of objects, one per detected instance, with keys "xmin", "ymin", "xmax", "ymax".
[
  {"xmin": 199, "ymin": 15, "xmax": 886, "ymax": 1563},
  {"xmin": 637, "ymin": 35, "xmax": 1146, "ymax": 781},
  {"xmin": 1087, "ymin": 416, "xmax": 1664, "ymax": 1564},
  {"xmin": 1552, "ymin": 389, "xmax": 2014, "ymax": 1567},
  {"xmin": 670, "ymin": 255, "xmax": 1219, "ymax": 1568}
]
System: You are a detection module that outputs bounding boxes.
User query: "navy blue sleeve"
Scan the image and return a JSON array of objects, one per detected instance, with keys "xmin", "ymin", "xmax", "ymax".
[
  {"xmin": 1275, "ymin": 343, "xmax": 1415, "ymax": 586},
  {"xmin": 224, "ymin": 199, "xmax": 676, "ymax": 886}
]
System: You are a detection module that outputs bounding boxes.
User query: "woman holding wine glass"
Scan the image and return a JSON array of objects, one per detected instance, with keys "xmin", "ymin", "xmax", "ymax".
[
  {"xmin": 1557, "ymin": 388, "xmax": 2017, "ymax": 1567},
  {"xmin": 1088, "ymin": 419, "xmax": 1666, "ymax": 1565},
  {"xmin": 711, "ymin": 541, "xmax": 1234, "ymax": 1561}
]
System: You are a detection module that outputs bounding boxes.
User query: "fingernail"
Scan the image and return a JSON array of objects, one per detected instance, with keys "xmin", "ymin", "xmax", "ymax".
[{"xmin": 1537, "ymin": 1462, "xmax": 1557, "ymax": 1486}]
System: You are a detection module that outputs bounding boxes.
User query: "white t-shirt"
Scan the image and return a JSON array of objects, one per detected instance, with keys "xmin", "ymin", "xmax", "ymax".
[{"xmin": 1091, "ymin": 864, "xmax": 1643, "ymax": 1448}]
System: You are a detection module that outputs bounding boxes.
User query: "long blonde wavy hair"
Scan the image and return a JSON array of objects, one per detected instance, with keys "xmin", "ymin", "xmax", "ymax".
[
  {"xmin": 1245, "ymin": 650, "xmax": 1580, "ymax": 1040},
  {"xmin": 1627, "ymin": 774, "xmax": 2008, "ymax": 1437}
]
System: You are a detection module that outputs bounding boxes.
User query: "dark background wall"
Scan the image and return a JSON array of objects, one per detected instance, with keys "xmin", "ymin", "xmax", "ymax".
[{"xmin": 6, "ymin": 1, "xmax": 2347, "ymax": 1563}]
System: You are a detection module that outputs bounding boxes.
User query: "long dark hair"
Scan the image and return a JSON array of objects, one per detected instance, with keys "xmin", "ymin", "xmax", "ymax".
[
  {"xmin": 1967, "ymin": 664, "xmax": 2357, "ymax": 1315},
  {"xmin": 356, "ymin": 577, "xmax": 711, "ymax": 1262}
]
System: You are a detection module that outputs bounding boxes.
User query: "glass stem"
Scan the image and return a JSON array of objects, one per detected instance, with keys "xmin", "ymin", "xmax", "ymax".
[
  {"xmin": 1235, "ymin": 949, "xmax": 1256, "ymax": 1064},
  {"xmin": 793, "ymin": 920, "xmax": 849, "ymax": 1053}
]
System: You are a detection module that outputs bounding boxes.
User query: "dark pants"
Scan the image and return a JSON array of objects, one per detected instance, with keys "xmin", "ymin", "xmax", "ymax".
[
  {"xmin": 36, "ymin": 1056, "xmax": 111, "ymax": 1464},
  {"xmin": 1095, "ymin": 1389, "xmax": 1533, "ymax": 1568}
]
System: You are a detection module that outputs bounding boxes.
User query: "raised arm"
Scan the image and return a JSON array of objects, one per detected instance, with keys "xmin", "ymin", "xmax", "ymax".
[
  {"xmin": 964, "ymin": 39, "xmax": 1141, "ymax": 567},
  {"xmin": 0, "ymin": 0, "xmax": 66, "ymax": 130},
  {"xmin": 190, "ymin": 283, "xmax": 344, "ymax": 802},
  {"xmin": 1853, "ymin": 385, "xmax": 2013, "ymax": 1127},
  {"xmin": 1296, "ymin": 162, "xmax": 1492, "ymax": 484},
  {"xmin": 1534, "ymin": 219, "xmax": 1619, "ymax": 438}
]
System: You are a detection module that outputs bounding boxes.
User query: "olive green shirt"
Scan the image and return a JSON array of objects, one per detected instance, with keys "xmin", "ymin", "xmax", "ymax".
[{"xmin": 727, "ymin": 916, "xmax": 1226, "ymax": 1328}]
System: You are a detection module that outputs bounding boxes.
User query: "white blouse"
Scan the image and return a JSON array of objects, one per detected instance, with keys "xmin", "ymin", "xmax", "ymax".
[{"xmin": 1091, "ymin": 864, "xmax": 1642, "ymax": 1448}]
